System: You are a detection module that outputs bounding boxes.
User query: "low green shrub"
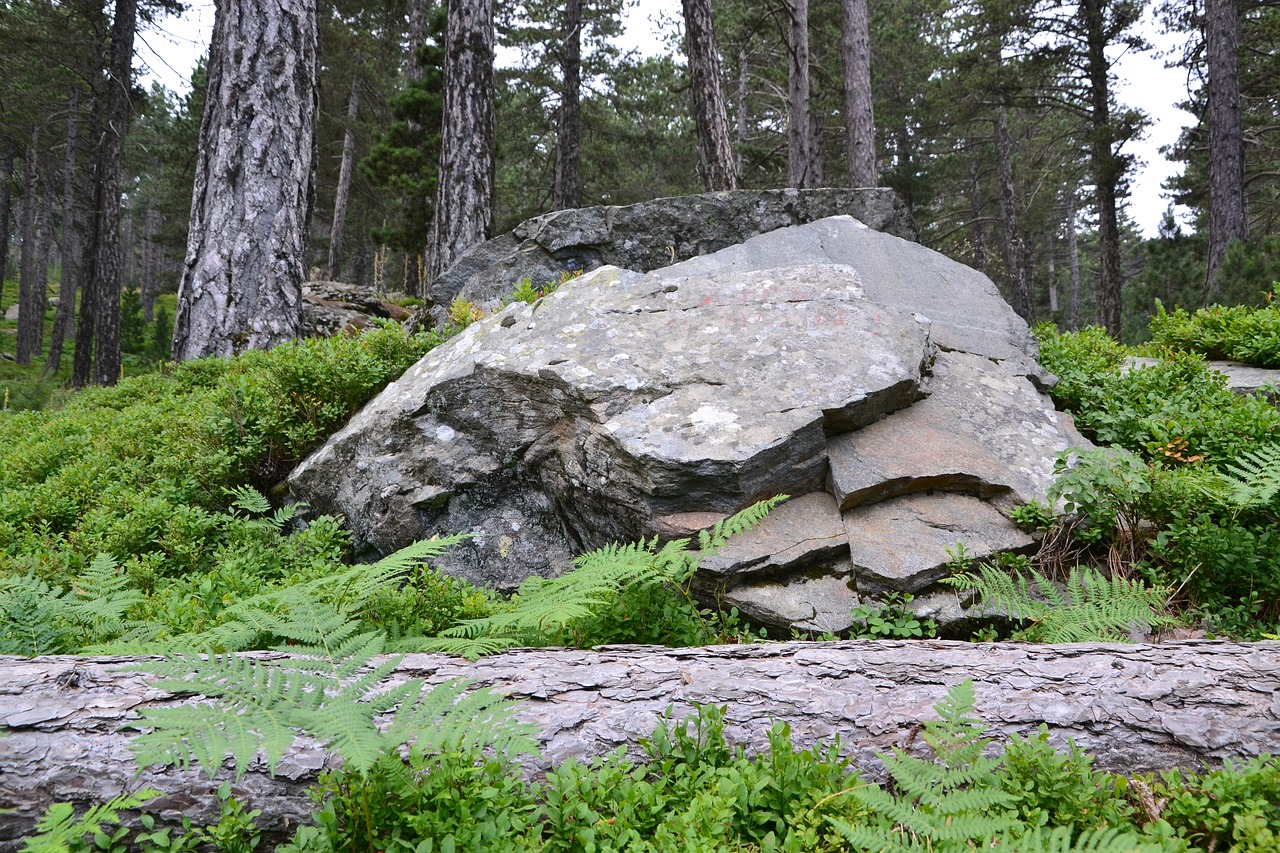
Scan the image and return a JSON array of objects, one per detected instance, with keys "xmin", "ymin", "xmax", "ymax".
[{"xmin": 1147, "ymin": 290, "xmax": 1280, "ymax": 367}]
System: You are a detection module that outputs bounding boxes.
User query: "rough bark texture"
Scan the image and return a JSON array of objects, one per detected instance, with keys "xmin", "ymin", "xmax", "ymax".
[
  {"xmin": 426, "ymin": 0, "xmax": 494, "ymax": 283},
  {"xmin": 1081, "ymin": 0, "xmax": 1122, "ymax": 338},
  {"xmin": 139, "ymin": 205, "xmax": 160, "ymax": 322},
  {"xmin": 15, "ymin": 126, "xmax": 42, "ymax": 366},
  {"xmin": 553, "ymin": 0, "xmax": 581, "ymax": 210},
  {"xmin": 784, "ymin": 0, "xmax": 812, "ymax": 188},
  {"xmin": 1, "ymin": 641, "xmax": 1278, "ymax": 847},
  {"xmin": 841, "ymin": 0, "xmax": 875, "ymax": 188},
  {"xmin": 326, "ymin": 78, "xmax": 361, "ymax": 281},
  {"xmin": 994, "ymin": 106, "xmax": 1034, "ymax": 324},
  {"xmin": 171, "ymin": 0, "xmax": 318, "ymax": 360},
  {"xmin": 45, "ymin": 87, "xmax": 82, "ymax": 377},
  {"xmin": 1205, "ymin": 0, "xmax": 1246, "ymax": 295},
  {"xmin": 89, "ymin": 0, "xmax": 137, "ymax": 386},
  {"xmin": 682, "ymin": 0, "xmax": 737, "ymax": 192}
]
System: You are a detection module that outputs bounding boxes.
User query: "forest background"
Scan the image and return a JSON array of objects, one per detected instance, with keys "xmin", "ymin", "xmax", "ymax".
[{"xmin": 1, "ymin": 0, "xmax": 1276, "ymax": 384}]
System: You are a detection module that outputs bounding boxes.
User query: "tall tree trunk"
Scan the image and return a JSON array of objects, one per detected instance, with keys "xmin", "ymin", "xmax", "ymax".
[
  {"xmin": 90, "ymin": 0, "xmax": 138, "ymax": 386},
  {"xmin": 32, "ymin": 176, "xmax": 55, "ymax": 357},
  {"xmin": 172, "ymin": 0, "xmax": 318, "ymax": 360},
  {"xmin": 841, "ymin": 0, "xmax": 875, "ymax": 188},
  {"xmin": 968, "ymin": 156, "xmax": 988, "ymax": 277},
  {"xmin": 1081, "ymin": 0, "xmax": 1122, "ymax": 338},
  {"xmin": 408, "ymin": 0, "xmax": 430, "ymax": 82},
  {"xmin": 16, "ymin": 128, "xmax": 42, "ymax": 366},
  {"xmin": 0, "ymin": 140, "xmax": 13, "ymax": 294},
  {"xmin": 72, "ymin": 10, "xmax": 107, "ymax": 387},
  {"xmin": 736, "ymin": 47, "xmax": 749, "ymax": 150},
  {"xmin": 1067, "ymin": 187, "xmax": 1081, "ymax": 331},
  {"xmin": 553, "ymin": 0, "xmax": 581, "ymax": 211},
  {"xmin": 427, "ymin": 0, "xmax": 494, "ymax": 283},
  {"xmin": 994, "ymin": 106, "xmax": 1034, "ymax": 324},
  {"xmin": 1204, "ymin": 0, "xmax": 1246, "ymax": 296},
  {"xmin": 327, "ymin": 77, "xmax": 361, "ymax": 281},
  {"xmin": 140, "ymin": 204, "xmax": 160, "ymax": 322},
  {"xmin": 682, "ymin": 0, "xmax": 737, "ymax": 192},
  {"xmin": 45, "ymin": 86, "xmax": 81, "ymax": 377},
  {"xmin": 783, "ymin": 0, "xmax": 811, "ymax": 188}
]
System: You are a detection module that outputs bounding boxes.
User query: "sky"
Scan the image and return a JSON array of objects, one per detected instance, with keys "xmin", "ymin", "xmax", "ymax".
[{"xmin": 136, "ymin": 0, "xmax": 1196, "ymax": 239}]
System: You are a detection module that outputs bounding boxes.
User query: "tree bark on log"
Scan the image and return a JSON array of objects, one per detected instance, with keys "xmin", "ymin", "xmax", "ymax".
[{"xmin": 2, "ymin": 640, "xmax": 1279, "ymax": 848}]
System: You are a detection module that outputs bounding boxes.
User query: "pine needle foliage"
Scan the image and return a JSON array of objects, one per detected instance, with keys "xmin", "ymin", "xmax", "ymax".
[
  {"xmin": 419, "ymin": 497, "xmax": 786, "ymax": 657},
  {"xmin": 943, "ymin": 564, "xmax": 1173, "ymax": 643},
  {"xmin": 20, "ymin": 788, "xmax": 158, "ymax": 853}
]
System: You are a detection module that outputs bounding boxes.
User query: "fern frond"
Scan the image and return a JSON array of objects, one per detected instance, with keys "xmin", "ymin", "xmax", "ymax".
[
  {"xmin": 696, "ymin": 495, "xmax": 788, "ymax": 555},
  {"xmin": 0, "ymin": 577, "xmax": 70, "ymax": 656},
  {"xmin": 20, "ymin": 788, "xmax": 159, "ymax": 853},
  {"xmin": 1006, "ymin": 825, "xmax": 1171, "ymax": 852},
  {"xmin": 226, "ymin": 484, "xmax": 272, "ymax": 516},
  {"xmin": 1214, "ymin": 441, "xmax": 1280, "ymax": 511},
  {"xmin": 947, "ymin": 565, "xmax": 1171, "ymax": 642}
]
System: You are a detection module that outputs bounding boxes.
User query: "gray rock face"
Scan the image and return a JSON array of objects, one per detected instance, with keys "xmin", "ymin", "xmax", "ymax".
[
  {"xmin": 289, "ymin": 216, "xmax": 1089, "ymax": 634},
  {"xmin": 413, "ymin": 188, "xmax": 914, "ymax": 328},
  {"xmin": 301, "ymin": 281, "xmax": 412, "ymax": 338}
]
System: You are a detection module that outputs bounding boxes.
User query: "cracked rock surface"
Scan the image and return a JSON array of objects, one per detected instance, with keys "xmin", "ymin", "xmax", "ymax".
[{"xmin": 288, "ymin": 216, "xmax": 1090, "ymax": 631}]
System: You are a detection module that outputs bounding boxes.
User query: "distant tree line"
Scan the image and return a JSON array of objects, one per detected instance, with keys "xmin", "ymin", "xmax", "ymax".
[{"xmin": 0, "ymin": 0, "xmax": 1274, "ymax": 375}]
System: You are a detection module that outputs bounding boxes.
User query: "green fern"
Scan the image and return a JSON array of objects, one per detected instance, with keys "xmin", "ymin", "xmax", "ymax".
[
  {"xmin": 996, "ymin": 826, "xmax": 1172, "ymax": 852},
  {"xmin": 420, "ymin": 497, "xmax": 786, "ymax": 657},
  {"xmin": 827, "ymin": 680, "xmax": 1020, "ymax": 851},
  {"xmin": 943, "ymin": 564, "xmax": 1173, "ymax": 643},
  {"xmin": 1207, "ymin": 441, "xmax": 1280, "ymax": 514},
  {"xmin": 20, "ymin": 788, "xmax": 158, "ymax": 853},
  {"xmin": 128, "ymin": 603, "xmax": 534, "ymax": 779},
  {"xmin": 0, "ymin": 554, "xmax": 150, "ymax": 655}
]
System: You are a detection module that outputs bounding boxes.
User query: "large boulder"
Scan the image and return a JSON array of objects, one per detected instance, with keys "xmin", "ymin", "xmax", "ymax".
[
  {"xmin": 411, "ymin": 187, "xmax": 914, "ymax": 328},
  {"xmin": 289, "ymin": 216, "xmax": 1089, "ymax": 634}
]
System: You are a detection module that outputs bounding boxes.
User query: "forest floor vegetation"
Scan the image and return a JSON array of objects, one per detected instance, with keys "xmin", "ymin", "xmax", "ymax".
[{"xmin": 3, "ymin": 280, "xmax": 1280, "ymax": 850}]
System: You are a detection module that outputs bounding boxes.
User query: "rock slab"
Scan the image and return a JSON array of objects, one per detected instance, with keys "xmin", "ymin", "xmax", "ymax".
[
  {"xmin": 289, "ymin": 216, "xmax": 1090, "ymax": 632},
  {"xmin": 413, "ymin": 187, "xmax": 915, "ymax": 327}
]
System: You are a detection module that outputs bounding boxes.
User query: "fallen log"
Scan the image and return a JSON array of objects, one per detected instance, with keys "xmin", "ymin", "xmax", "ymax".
[{"xmin": 2, "ymin": 639, "xmax": 1279, "ymax": 848}]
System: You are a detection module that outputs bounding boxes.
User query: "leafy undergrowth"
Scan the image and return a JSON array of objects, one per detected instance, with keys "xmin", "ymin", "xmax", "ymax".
[
  {"xmin": 28, "ymin": 681, "xmax": 1280, "ymax": 852},
  {"xmin": 1024, "ymin": 321, "xmax": 1280, "ymax": 637},
  {"xmin": 1146, "ymin": 289, "xmax": 1280, "ymax": 367}
]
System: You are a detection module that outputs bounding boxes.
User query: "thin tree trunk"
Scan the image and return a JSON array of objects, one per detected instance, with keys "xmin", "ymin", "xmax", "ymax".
[
  {"xmin": 408, "ymin": 0, "xmax": 430, "ymax": 82},
  {"xmin": 682, "ymin": 0, "xmax": 738, "ymax": 192},
  {"xmin": 32, "ymin": 176, "xmax": 55, "ymax": 357},
  {"xmin": 736, "ymin": 48, "xmax": 749, "ymax": 150},
  {"xmin": 327, "ymin": 77, "xmax": 361, "ymax": 281},
  {"xmin": 994, "ymin": 106, "xmax": 1034, "ymax": 324},
  {"xmin": 0, "ymin": 141, "xmax": 13, "ymax": 295},
  {"xmin": 968, "ymin": 156, "xmax": 988, "ymax": 276},
  {"xmin": 140, "ymin": 204, "xmax": 160, "ymax": 322},
  {"xmin": 2, "ymin": 641, "xmax": 1279, "ymax": 847},
  {"xmin": 783, "ymin": 0, "xmax": 811, "ymax": 188},
  {"xmin": 1204, "ymin": 0, "xmax": 1246, "ymax": 296},
  {"xmin": 172, "ymin": 0, "xmax": 318, "ymax": 360},
  {"xmin": 45, "ymin": 86, "xmax": 82, "ymax": 377},
  {"xmin": 1068, "ymin": 187, "xmax": 1081, "ymax": 330},
  {"xmin": 1081, "ymin": 0, "xmax": 1122, "ymax": 338},
  {"xmin": 553, "ymin": 0, "xmax": 581, "ymax": 211},
  {"xmin": 841, "ymin": 0, "xmax": 875, "ymax": 188},
  {"xmin": 16, "ymin": 127, "xmax": 42, "ymax": 366},
  {"xmin": 426, "ymin": 0, "xmax": 494, "ymax": 283}
]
